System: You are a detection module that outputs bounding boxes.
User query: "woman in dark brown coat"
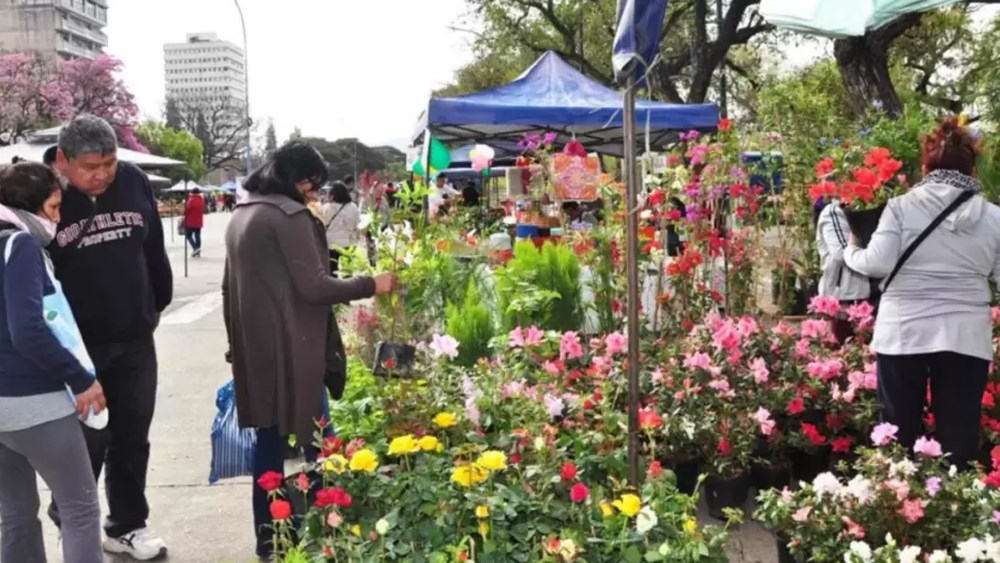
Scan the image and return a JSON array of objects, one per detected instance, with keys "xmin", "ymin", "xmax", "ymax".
[{"xmin": 221, "ymin": 142, "xmax": 393, "ymax": 560}]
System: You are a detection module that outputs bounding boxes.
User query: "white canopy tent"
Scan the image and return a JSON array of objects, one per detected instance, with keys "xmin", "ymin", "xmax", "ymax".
[
  {"xmin": 165, "ymin": 181, "xmax": 203, "ymax": 193},
  {"xmin": 0, "ymin": 142, "xmax": 184, "ymax": 168}
]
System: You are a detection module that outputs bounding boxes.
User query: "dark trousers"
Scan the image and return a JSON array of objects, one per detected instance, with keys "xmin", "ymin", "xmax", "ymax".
[
  {"xmin": 50, "ymin": 335, "xmax": 158, "ymax": 538},
  {"xmin": 252, "ymin": 397, "xmax": 333, "ymax": 557},
  {"xmin": 185, "ymin": 227, "xmax": 202, "ymax": 252},
  {"xmin": 876, "ymin": 351, "xmax": 989, "ymax": 468}
]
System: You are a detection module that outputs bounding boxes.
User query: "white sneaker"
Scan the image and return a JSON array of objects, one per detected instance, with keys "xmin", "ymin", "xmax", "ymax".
[{"xmin": 103, "ymin": 528, "xmax": 168, "ymax": 561}]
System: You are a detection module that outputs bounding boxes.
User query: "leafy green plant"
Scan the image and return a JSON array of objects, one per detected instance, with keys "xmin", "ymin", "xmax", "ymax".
[
  {"xmin": 495, "ymin": 241, "xmax": 583, "ymax": 332},
  {"xmin": 446, "ymin": 280, "xmax": 496, "ymax": 367},
  {"xmin": 328, "ymin": 359, "xmax": 386, "ymax": 443}
]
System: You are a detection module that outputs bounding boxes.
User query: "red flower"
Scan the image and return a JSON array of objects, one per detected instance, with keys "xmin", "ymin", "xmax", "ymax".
[
  {"xmin": 983, "ymin": 392, "xmax": 996, "ymax": 410},
  {"xmin": 570, "ymin": 482, "xmax": 590, "ymax": 503},
  {"xmin": 647, "ymin": 189, "xmax": 666, "ymax": 207},
  {"xmin": 383, "ymin": 358, "xmax": 396, "ymax": 371},
  {"xmin": 583, "ymin": 399, "xmax": 595, "ymax": 410},
  {"xmin": 825, "ymin": 413, "xmax": 845, "ymax": 432},
  {"xmin": 560, "ymin": 462, "xmax": 578, "ymax": 481},
  {"xmin": 808, "ymin": 180, "xmax": 837, "ymax": 201},
  {"xmin": 864, "ymin": 147, "xmax": 891, "ymax": 167},
  {"xmin": 717, "ymin": 437, "xmax": 733, "ymax": 456},
  {"xmin": 510, "ymin": 453, "xmax": 522, "ymax": 465},
  {"xmin": 853, "ymin": 167, "xmax": 881, "ymax": 189},
  {"xmin": 316, "ymin": 487, "xmax": 353, "ymax": 509},
  {"xmin": 648, "ymin": 460, "xmax": 664, "ymax": 479},
  {"xmin": 564, "ymin": 140, "xmax": 588, "ymax": 158},
  {"xmin": 322, "ymin": 436, "xmax": 344, "ymax": 457},
  {"xmin": 316, "ymin": 416, "xmax": 329, "ymax": 430},
  {"xmin": 877, "ymin": 158, "xmax": 903, "ymax": 183},
  {"xmin": 257, "ymin": 471, "xmax": 284, "ymax": 493},
  {"xmin": 718, "ymin": 118, "xmax": 733, "ymax": 132},
  {"xmin": 815, "ymin": 157, "xmax": 835, "ymax": 179},
  {"xmin": 984, "ymin": 471, "xmax": 1000, "ymax": 488},
  {"xmin": 294, "ymin": 472, "xmax": 310, "ymax": 493},
  {"xmin": 459, "ymin": 552, "xmax": 469, "ymax": 562},
  {"xmin": 831, "ymin": 436, "xmax": 853, "ymax": 454},
  {"xmin": 642, "ymin": 241, "xmax": 663, "ymax": 254},
  {"xmin": 638, "ymin": 408, "xmax": 663, "ymax": 430},
  {"xmin": 801, "ymin": 423, "xmax": 827, "ymax": 446},
  {"xmin": 787, "ymin": 396, "xmax": 805, "ymax": 416},
  {"xmin": 269, "ymin": 499, "xmax": 292, "ymax": 521}
]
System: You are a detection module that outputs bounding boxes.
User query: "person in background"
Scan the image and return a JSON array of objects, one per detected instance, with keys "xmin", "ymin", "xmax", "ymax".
[
  {"xmin": 816, "ymin": 198, "xmax": 871, "ymax": 343},
  {"xmin": 43, "ymin": 146, "xmax": 58, "ymax": 167},
  {"xmin": 343, "ymin": 175, "xmax": 356, "ymax": 202},
  {"xmin": 48, "ymin": 114, "xmax": 173, "ymax": 561},
  {"xmin": 184, "ymin": 187, "xmax": 206, "ymax": 257},
  {"xmin": 222, "ymin": 142, "xmax": 395, "ymax": 561},
  {"xmin": 562, "ymin": 201, "xmax": 596, "ymax": 231},
  {"xmin": 322, "ymin": 181, "xmax": 361, "ymax": 276},
  {"xmin": 0, "ymin": 162, "xmax": 106, "ymax": 563},
  {"xmin": 843, "ymin": 117, "xmax": 1000, "ymax": 469},
  {"xmin": 462, "ymin": 180, "xmax": 481, "ymax": 207}
]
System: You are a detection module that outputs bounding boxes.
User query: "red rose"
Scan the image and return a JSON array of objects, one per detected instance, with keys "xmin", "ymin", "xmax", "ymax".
[
  {"xmin": 718, "ymin": 118, "xmax": 733, "ymax": 133},
  {"xmin": 257, "ymin": 471, "xmax": 284, "ymax": 493},
  {"xmin": 831, "ymin": 436, "xmax": 853, "ymax": 454},
  {"xmin": 717, "ymin": 437, "xmax": 733, "ymax": 456},
  {"xmin": 583, "ymin": 399, "xmax": 595, "ymax": 410},
  {"xmin": 647, "ymin": 190, "xmax": 666, "ymax": 207},
  {"xmin": 322, "ymin": 436, "xmax": 345, "ymax": 457},
  {"xmin": 510, "ymin": 453, "xmax": 522, "ymax": 465},
  {"xmin": 316, "ymin": 416, "xmax": 329, "ymax": 430},
  {"xmin": 560, "ymin": 462, "xmax": 578, "ymax": 481},
  {"xmin": 294, "ymin": 472, "xmax": 310, "ymax": 493},
  {"xmin": 569, "ymin": 482, "xmax": 589, "ymax": 503},
  {"xmin": 270, "ymin": 499, "xmax": 292, "ymax": 521},
  {"xmin": 383, "ymin": 358, "xmax": 396, "ymax": 370},
  {"xmin": 315, "ymin": 488, "xmax": 337, "ymax": 508},
  {"xmin": 648, "ymin": 461, "xmax": 664, "ymax": 479},
  {"xmin": 638, "ymin": 408, "xmax": 663, "ymax": 430}
]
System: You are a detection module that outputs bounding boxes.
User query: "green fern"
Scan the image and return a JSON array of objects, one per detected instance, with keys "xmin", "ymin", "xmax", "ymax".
[
  {"xmin": 495, "ymin": 241, "xmax": 583, "ymax": 332},
  {"xmin": 446, "ymin": 281, "xmax": 496, "ymax": 367}
]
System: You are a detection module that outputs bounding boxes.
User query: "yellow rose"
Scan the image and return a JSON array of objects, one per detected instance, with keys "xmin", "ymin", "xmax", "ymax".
[
  {"xmin": 451, "ymin": 464, "xmax": 488, "ymax": 488},
  {"xmin": 479, "ymin": 521, "xmax": 490, "ymax": 538},
  {"xmin": 475, "ymin": 505, "xmax": 490, "ymax": 519},
  {"xmin": 600, "ymin": 502, "xmax": 614, "ymax": 518},
  {"xmin": 348, "ymin": 449, "xmax": 379, "ymax": 473},
  {"xmin": 418, "ymin": 435, "xmax": 443, "ymax": 453},
  {"xmin": 433, "ymin": 412, "xmax": 458, "ymax": 428},
  {"xmin": 683, "ymin": 518, "xmax": 698, "ymax": 535},
  {"xmin": 612, "ymin": 494, "xmax": 642, "ymax": 518},
  {"xmin": 324, "ymin": 454, "xmax": 348, "ymax": 475},
  {"xmin": 387, "ymin": 435, "xmax": 421, "ymax": 456},
  {"xmin": 350, "ymin": 524, "xmax": 362, "ymax": 537},
  {"xmin": 475, "ymin": 450, "xmax": 507, "ymax": 472}
]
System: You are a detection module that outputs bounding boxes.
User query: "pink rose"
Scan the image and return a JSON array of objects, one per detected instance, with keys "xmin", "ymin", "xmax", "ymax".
[
  {"xmin": 913, "ymin": 436, "xmax": 943, "ymax": 458},
  {"xmin": 898, "ymin": 498, "xmax": 924, "ymax": 524}
]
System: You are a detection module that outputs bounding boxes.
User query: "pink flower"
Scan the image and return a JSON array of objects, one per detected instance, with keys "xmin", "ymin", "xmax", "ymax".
[
  {"xmin": 792, "ymin": 507, "xmax": 812, "ymax": 522},
  {"xmin": 806, "ymin": 359, "xmax": 843, "ymax": 381},
  {"xmin": 708, "ymin": 379, "xmax": 732, "ymax": 394},
  {"xmin": 871, "ymin": 423, "xmax": 899, "ymax": 447},
  {"xmin": 524, "ymin": 326, "xmax": 545, "ymax": 347},
  {"xmin": 502, "ymin": 380, "xmax": 525, "ymax": 399},
  {"xmin": 429, "ymin": 334, "xmax": 460, "ymax": 359},
  {"xmin": 590, "ymin": 355, "xmax": 612, "ymax": 374},
  {"xmin": 543, "ymin": 393, "xmax": 565, "ymax": 419},
  {"xmin": 559, "ymin": 332, "xmax": 584, "ymax": 361},
  {"xmin": 794, "ymin": 339, "xmax": 811, "ymax": 358},
  {"xmin": 542, "ymin": 361, "xmax": 562, "ymax": 376},
  {"xmin": 569, "ymin": 482, "xmax": 589, "ymax": 503},
  {"xmin": 605, "ymin": 332, "xmax": 627, "ymax": 356},
  {"xmin": 771, "ymin": 322, "xmax": 797, "ymax": 337},
  {"xmin": 884, "ymin": 478, "xmax": 910, "ymax": 502},
  {"xmin": 842, "ymin": 516, "xmax": 865, "ymax": 539},
  {"xmin": 509, "ymin": 328, "xmax": 525, "ymax": 348},
  {"xmin": 326, "ymin": 511, "xmax": 343, "ymax": 528},
  {"xmin": 898, "ymin": 498, "xmax": 924, "ymax": 524},
  {"xmin": 846, "ymin": 301, "xmax": 875, "ymax": 328},
  {"xmin": 926, "ymin": 477, "xmax": 942, "ymax": 497},
  {"xmin": 800, "ymin": 319, "xmax": 831, "ymax": 341},
  {"xmin": 754, "ymin": 407, "xmax": 776, "ymax": 436},
  {"xmin": 808, "ymin": 295, "xmax": 841, "ymax": 317},
  {"xmin": 913, "ymin": 436, "xmax": 943, "ymax": 458},
  {"xmin": 993, "ymin": 510, "xmax": 1000, "ymax": 524},
  {"xmin": 711, "ymin": 321, "xmax": 742, "ymax": 352},
  {"xmin": 749, "ymin": 357, "xmax": 770, "ymax": 384},
  {"xmin": 684, "ymin": 352, "xmax": 714, "ymax": 371}
]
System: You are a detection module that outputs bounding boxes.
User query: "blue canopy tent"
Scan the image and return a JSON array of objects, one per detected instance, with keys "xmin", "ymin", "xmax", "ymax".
[{"xmin": 413, "ymin": 51, "xmax": 719, "ymax": 156}]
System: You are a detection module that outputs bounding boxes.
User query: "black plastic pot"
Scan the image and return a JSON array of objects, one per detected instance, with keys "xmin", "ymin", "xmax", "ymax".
[
  {"xmin": 775, "ymin": 536, "xmax": 800, "ymax": 563},
  {"xmin": 751, "ymin": 461, "xmax": 792, "ymax": 492},
  {"xmin": 372, "ymin": 341, "xmax": 417, "ymax": 378},
  {"xmin": 843, "ymin": 204, "xmax": 886, "ymax": 248},
  {"xmin": 704, "ymin": 472, "xmax": 751, "ymax": 520},
  {"xmin": 790, "ymin": 447, "xmax": 832, "ymax": 485},
  {"xmin": 665, "ymin": 458, "xmax": 703, "ymax": 496}
]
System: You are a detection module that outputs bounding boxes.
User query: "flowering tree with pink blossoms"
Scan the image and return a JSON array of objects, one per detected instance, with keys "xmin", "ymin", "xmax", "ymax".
[{"xmin": 56, "ymin": 55, "xmax": 145, "ymax": 152}]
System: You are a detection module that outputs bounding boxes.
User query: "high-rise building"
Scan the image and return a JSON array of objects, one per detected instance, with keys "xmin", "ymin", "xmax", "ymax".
[
  {"xmin": 164, "ymin": 32, "xmax": 246, "ymax": 109},
  {"xmin": 0, "ymin": 0, "xmax": 109, "ymax": 60}
]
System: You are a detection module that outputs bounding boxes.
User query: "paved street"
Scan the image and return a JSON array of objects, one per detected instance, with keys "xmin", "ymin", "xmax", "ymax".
[{"xmin": 21, "ymin": 211, "xmax": 777, "ymax": 562}]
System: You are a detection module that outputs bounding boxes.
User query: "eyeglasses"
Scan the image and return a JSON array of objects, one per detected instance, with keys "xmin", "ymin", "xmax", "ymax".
[{"xmin": 307, "ymin": 178, "xmax": 325, "ymax": 192}]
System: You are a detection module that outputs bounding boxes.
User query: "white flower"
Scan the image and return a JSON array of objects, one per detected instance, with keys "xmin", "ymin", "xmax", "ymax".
[
  {"xmin": 899, "ymin": 546, "xmax": 922, "ymax": 563},
  {"xmin": 949, "ymin": 465, "xmax": 958, "ymax": 478},
  {"xmin": 884, "ymin": 534, "xmax": 897, "ymax": 548},
  {"xmin": 955, "ymin": 539, "xmax": 986, "ymax": 562},
  {"xmin": 889, "ymin": 459, "xmax": 917, "ymax": 478},
  {"xmin": 813, "ymin": 472, "xmax": 843, "ymax": 499},
  {"xmin": 844, "ymin": 541, "xmax": 872, "ymax": 563},
  {"xmin": 375, "ymin": 518, "xmax": 390, "ymax": 535},
  {"xmin": 357, "ymin": 213, "xmax": 373, "ymax": 231},
  {"xmin": 930, "ymin": 550, "xmax": 953, "ymax": 563},
  {"xmin": 636, "ymin": 506, "xmax": 658, "ymax": 534},
  {"xmin": 429, "ymin": 334, "xmax": 460, "ymax": 359},
  {"xmin": 844, "ymin": 475, "xmax": 874, "ymax": 504},
  {"xmin": 984, "ymin": 538, "xmax": 1000, "ymax": 562}
]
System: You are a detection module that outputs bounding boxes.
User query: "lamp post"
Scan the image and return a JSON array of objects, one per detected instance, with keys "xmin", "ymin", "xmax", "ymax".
[{"xmin": 233, "ymin": 0, "xmax": 252, "ymax": 172}]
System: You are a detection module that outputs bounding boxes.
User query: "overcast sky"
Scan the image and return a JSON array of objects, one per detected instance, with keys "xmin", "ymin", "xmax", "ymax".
[{"xmin": 106, "ymin": 0, "xmax": 474, "ymax": 149}]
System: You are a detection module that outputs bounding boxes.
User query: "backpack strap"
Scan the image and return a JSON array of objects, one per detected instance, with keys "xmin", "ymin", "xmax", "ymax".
[
  {"xmin": 1, "ymin": 229, "xmax": 21, "ymax": 265},
  {"xmin": 880, "ymin": 190, "xmax": 975, "ymax": 292}
]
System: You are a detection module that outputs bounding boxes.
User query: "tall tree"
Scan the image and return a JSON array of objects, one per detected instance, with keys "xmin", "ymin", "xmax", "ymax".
[
  {"xmin": 173, "ymin": 97, "xmax": 247, "ymax": 172},
  {"xmin": 0, "ymin": 52, "xmax": 67, "ymax": 145},
  {"xmin": 165, "ymin": 97, "xmax": 183, "ymax": 130},
  {"xmin": 449, "ymin": 0, "xmax": 772, "ymax": 103},
  {"xmin": 57, "ymin": 55, "xmax": 144, "ymax": 150},
  {"xmin": 135, "ymin": 121, "xmax": 206, "ymax": 181}
]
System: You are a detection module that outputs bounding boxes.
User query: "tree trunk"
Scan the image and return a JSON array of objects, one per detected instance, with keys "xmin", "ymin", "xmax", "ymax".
[{"xmin": 833, "ymin": 35, "xmax": 903, "ymax": 118}]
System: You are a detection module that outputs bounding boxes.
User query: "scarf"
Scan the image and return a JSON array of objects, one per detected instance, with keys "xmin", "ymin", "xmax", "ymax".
[
  {"xmin": 0, "ymin": 204, "xmax": 56, "ymax": 270},
  {"xmin": 917, "ymin": 169, "xmax": 982, "ymax": 194}
]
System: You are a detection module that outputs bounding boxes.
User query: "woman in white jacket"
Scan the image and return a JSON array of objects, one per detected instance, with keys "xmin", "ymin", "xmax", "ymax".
[
  {"xmin": 816, "ymin": 199, "xmax": 871, "ymax": 343},
  {"xmin": 844, "ymin": 118, "xmax": 1000, "ymax": 468},
  {"xmin": 322, "ymin": 181, "xmax": 361, "ymax": 275}
]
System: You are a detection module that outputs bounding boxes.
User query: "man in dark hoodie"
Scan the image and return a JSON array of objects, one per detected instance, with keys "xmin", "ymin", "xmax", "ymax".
[{"xmin": 47, "ymin": 115, "xmax": 172, "ymax": 561}]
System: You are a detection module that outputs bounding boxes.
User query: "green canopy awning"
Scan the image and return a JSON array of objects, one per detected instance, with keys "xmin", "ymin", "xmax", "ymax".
[{"xmin": 760, "ymin": 0, "xmax": 963, "ymax": 38}]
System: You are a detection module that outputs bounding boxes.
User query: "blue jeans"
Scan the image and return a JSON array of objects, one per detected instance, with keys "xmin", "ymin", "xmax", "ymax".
[
  {"xmin": 185, "ymin": 228, "xmax": 201, "ymax": 252},
  {"xmin": 252, "ymin": 396, "xmax": 333, "ymax": 557}
]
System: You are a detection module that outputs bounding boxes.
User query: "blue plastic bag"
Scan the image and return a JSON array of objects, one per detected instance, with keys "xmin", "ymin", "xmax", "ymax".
[{"xmin": 209, "ymin": 380, "xmax": 256, "ymax": 484}]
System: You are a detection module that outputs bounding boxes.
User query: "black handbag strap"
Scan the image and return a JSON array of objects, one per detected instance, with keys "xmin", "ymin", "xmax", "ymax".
[
  {"xmin": 881, "ymin": 190, "xmax": 975, "ymax": 291},
  {"xmin": 324, "ymin": 204, "xmax": 347, "ymax": 229}
]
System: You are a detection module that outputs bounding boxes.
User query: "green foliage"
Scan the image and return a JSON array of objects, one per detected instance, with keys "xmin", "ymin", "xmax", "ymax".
[
  {"xmin": 328, "ymin": 359, "xmax": 385, "ymax": 443},
  {"xmin": 864, "ymin": 106, "xmax": 936, "ymax": 179},
  {"xmin": 978, "ymin": 135, "xmax": 1000, "ymax": 204},
  {"xmin": 755, "ymin": 60, "xmax": 855, "ymax": 142},
  {"xmin": 495, "ymin": 241, "xmax": 582, "ymax": 332},
  {"xmin": 446, "ymin": 280, "xmax": 496, "ymax": 367},
  {"xmin": 135, "ymin": 121, "xmax": 206, "ymax": 181}
]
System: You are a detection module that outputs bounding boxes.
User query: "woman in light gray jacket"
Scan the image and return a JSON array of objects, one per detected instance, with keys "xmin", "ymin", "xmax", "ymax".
[
  {"xmin": 844, "ymin": 118, "xmax": 1000, "ymax": 468},
  {"xmin": 816, "ymin": 199, "xmax": 872, "ymax": 343}
]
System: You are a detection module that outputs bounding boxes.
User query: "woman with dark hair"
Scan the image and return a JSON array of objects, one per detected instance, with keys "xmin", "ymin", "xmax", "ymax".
[
  {"xmin": 0, "ymin": 162, "xmax": 106, "ymax": 563},
  {"xmin": 322, "ymin": 181, "xmax": 361, "ymax": 275},
  {"xmin": 844, "ymin": 117, "xmax": 1000, "ymax": 468},
  {"xmin": 222, "ymin": 142, "xmax": 395, "ymax": 559}
]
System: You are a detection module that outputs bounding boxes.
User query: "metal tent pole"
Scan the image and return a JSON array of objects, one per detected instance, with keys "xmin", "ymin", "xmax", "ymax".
[{"xmin": 623, "ymin": 75, "xmax": 641, "ymax": 488}]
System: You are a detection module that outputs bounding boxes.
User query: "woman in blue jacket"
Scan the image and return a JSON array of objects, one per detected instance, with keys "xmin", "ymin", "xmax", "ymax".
[{"xmin": 0, "ymin": 162, "xmax": 106, "ymax": 563}]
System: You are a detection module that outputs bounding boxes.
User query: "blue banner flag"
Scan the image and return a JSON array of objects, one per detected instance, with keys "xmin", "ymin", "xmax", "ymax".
[{"xmin": 612, "ymin": 0, "xmax": 669, "ymax": 84}]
